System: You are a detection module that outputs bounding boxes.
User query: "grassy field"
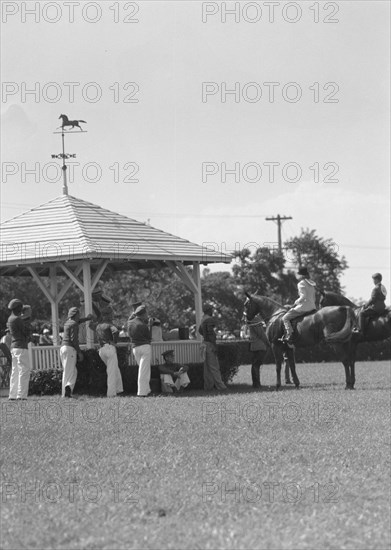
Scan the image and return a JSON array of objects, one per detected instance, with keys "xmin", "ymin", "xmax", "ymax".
[{"xmin": 1, "ymin": 361, "xmax": 390, "ymax": 550}]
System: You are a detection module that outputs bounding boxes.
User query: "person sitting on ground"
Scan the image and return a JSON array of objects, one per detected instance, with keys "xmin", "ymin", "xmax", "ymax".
[
  {"xmin": 281, "ymin": 267, "xmax": 317, "ymax": 347},
  {"xmin": 158, "ymin": 350, "xmax": 190, "ymax": 394},
  {"xmin": 356, "ymin": 273, "xmax": 387, "ymax": 336}
]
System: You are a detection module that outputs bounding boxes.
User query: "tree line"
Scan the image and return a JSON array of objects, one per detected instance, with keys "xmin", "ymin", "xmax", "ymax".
[{"xmin": 0, "ymin": 229, "xmax": 349, "ymax": 334}]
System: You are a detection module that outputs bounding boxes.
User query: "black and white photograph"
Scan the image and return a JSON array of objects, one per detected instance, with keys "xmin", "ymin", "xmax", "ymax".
[{"xmin": 0, "ymin": 1, "xmax": 390, "ymax": 549}]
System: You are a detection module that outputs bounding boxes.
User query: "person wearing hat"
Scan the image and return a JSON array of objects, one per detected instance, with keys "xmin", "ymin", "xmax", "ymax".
[
  {"xmin": 158, "ymin": 350, "xmax": 190, "ymax": 393},
  {"xmin": 357, "ymin": 273, "xmax": 387, "ymax": 336},
  {"xmin": 60, "ymin": 307, "xmax": 93, "ymax": 398},
  {"xmin": 281, "ymin": 267, "xmax": 317, "ymax": 346},
  {"xmin": 7, "ymin": 299, "xmax": 32, "ymax": 400},
  {"xmin": 243, "ymin": 313, "xmax": 271, "ymax": 389},
  {"xmin": 127, "ymin": 305, "xmax": 152, "ymax": 397},
  {"xmin": 198, "ymin": 303, "xmax": 227, "ymax": 391},
  {"xmin": 127, "ymin": 301, "xmax": 143, "ymax": 324},
  {"xmin": 92, "ymin": 306, "xmax": 123, "ymax": 397}
]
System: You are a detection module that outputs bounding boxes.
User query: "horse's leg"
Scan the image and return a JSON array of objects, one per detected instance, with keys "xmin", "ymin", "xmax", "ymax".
[
  {"xmin": 286, "ymin": 347, "xmax": 300, "ymax": 388},
  {"xmin": 284, "ymin": 352, "xmax": 292, "ymax": 384},
  {"xmin": 272, "ymin": 344, "xmax": 282, "ymax": 390},
  {"xmin": 339, "ymin": 343, "xmax": 352, "ymax": 389},
  {"xmin": 349, "ymin": 341, "xmax": 357, "ymax": 389}
]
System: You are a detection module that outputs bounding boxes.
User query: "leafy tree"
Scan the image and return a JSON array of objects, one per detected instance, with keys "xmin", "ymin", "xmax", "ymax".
[
  {"xmin": 284, "ymin": 228, "xmax": 348, "ymax": 293},
  {"xmin": 232, "ymin": 247, "xmax": 297, "ymax": 303},
  {"xmin": 201, "ymin": 269, "xmax": 244, "ymax": 332}
]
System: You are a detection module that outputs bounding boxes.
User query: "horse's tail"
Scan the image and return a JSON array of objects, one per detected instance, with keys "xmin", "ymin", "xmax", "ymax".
[
  {"xmin": 79, "ymin": 120, "xmax": 87, "ymax": 123},
  {"xmin": 324, "ymin": 307, "xmax": 355, "ymax": 343}
]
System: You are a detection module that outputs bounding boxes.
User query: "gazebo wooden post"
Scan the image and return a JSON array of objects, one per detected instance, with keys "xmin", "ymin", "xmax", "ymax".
[
  {"xmin": 82, "ymin": 260, "xmax": 94, "ymax": 348},
  {"xmin": 166, "ymin": 261, "xmax": 204, "ymax": 339},
  {"xmin": 193, "ymin": 262, "xmax": 203, "ymax": 338},
  {"xmin": 49, "ymin": 265, "xmax": 60, "ymax": 345}
]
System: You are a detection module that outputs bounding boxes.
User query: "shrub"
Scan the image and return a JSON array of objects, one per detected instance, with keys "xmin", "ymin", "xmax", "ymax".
[{"xmin": 29, "ymin": 369, "xmax": 62, "ymax": 396}]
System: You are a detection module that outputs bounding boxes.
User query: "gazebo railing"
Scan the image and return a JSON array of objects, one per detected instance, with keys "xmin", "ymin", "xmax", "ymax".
[{"xmin": 29, "ymin": 341, "xmax": 203, "ymax": 371}]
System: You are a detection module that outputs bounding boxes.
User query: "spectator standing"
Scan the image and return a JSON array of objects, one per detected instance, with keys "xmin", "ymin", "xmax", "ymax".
[
  {"xmin": 7, "ymin": 299, "xmax": 32, "ymax": 400},
  {"xmin": 198, "ymin": 304, "xmax": 226, "ymax": 392},
  {"xmin": 127, "ymin": 305, "xmax": 152, "ymax": 397},
  {"xmin": 60, "ymin": 307, "xmax": 93, "ymax": 398},
  {"xmin": 94, "ymin": 307, "xmax": 123, "ymax": 397},
  {"xmin": 127, "ymin": 301, "xmax": 142, "ymax": 324},
  {"xmin": 245, "ymin": 314, "xmax": 270, "ymax": 389}
]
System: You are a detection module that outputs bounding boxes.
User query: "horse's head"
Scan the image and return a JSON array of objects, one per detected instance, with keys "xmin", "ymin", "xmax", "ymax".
[
  {"xmin": 59, "ymin": 114, "xmax": 65, "ymax": 120},
  {"xmin": 244, "ymin": 292, "xmax": 257, "ymax": 321}
]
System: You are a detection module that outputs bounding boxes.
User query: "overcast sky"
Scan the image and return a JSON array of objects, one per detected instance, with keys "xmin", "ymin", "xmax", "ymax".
[{"xmin": 1, "ymin": 1, "xmax": 389, "ymax": 300}]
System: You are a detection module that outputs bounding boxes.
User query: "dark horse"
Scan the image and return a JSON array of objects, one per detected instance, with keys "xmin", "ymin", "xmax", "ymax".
[
  {"xmin": 321, "ymin": 290, "xmax": 391, "ymax": 362},
  {"xmin": 59, "ymin": 114, "xmax": 86, "ymax": 131},
  {"xmin": 244, "ymin": 293, "xmax": 357, "ymax": 389}
]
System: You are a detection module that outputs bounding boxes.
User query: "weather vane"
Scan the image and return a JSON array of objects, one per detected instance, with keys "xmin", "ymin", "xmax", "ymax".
[{"xmin": 52, "ymin": 114, "xmax": 87, "ymax": 195}]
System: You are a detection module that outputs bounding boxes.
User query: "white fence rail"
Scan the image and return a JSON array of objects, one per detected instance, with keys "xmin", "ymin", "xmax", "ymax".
[{"xmin": 30, "ymin": 341, "xmax": 203, "ymax": 371}]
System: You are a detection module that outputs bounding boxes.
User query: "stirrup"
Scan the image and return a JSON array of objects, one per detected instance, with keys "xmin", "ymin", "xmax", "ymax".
[{"xmin": 278, "ymin": 336, "xmax": 295, "ymax": 348}]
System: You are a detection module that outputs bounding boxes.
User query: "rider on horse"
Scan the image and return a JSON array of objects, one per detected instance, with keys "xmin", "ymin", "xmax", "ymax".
[
  {"xmin": 281, "ymin": 266, "xmax": 317, "ymax": 347},
  {"xmin": 356, "ymin": 273, "xmax": 387, "ymax": 336}
]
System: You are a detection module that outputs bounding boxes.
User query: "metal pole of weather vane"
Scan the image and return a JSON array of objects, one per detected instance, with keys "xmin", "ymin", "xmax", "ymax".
[{"xmin": 52, "ymin": 114, "xmax": 87, "ymax": 195}]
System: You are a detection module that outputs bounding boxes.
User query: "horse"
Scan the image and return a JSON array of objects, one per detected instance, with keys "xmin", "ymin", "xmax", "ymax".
[
  {"xmin": 321, "ymin": 291, "xmax": 391, "ymax": 342},
  {"xmin": 320, "ymin": 291, "xmax": 391, "ymax": 369},
  {"xmin": 58, "ymin": 114, "xmax": 86, "ymax": 131},
  {"xmin": 244, "ymin": 293, "xmax": 357, "ymax": 389}
]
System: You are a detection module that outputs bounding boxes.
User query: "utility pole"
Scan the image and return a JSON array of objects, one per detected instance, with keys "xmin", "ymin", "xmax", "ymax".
[{"xmin": 266, "ymin": 214, "xmax": 292, "ymax": 253}]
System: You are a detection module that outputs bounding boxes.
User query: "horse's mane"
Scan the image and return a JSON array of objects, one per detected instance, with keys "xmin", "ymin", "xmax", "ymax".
[
  {"xmin": 322, "ymin": 291, "xmax": 357, "ymax": 308},
  {"xmin": 250, "ymin": 294, "xmax": 284, "ymax": 309}
]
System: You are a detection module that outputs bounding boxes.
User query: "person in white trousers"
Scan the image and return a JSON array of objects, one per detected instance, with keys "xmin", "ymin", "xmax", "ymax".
[
  {"xmin": 93, "ymin": 306, "xmax": 123, "ymax": 397},
  {"xmin": 60, "ymin": 307, "xmax": 93, "ymax": 397},
  {"xmin": 127, "ymin": 305, "xmax": 151, "ymax": 397},
  {"xmin": 7, "ymin": 299, "xmax": 31, "ymax": 400}
]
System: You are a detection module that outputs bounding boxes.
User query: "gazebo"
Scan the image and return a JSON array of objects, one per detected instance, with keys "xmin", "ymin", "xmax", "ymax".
[{"xmin": 0, "ymin": 194, "xmax": 232, "ymax": 350}]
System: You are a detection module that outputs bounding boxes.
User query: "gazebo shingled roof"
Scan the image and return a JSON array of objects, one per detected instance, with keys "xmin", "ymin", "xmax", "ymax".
[
  {"xmin": 0, "ymin": 195, "xmax": 232, "ymax": 346},
  {"xmin": 0, "ymin": 194, "xmax": 230, "ymax": 274}
]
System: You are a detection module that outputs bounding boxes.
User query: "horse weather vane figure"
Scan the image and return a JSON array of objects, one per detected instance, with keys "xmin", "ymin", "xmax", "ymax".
[{"xmin": 52, "ymin": 114, "xmax": 87, "ymax": 195}]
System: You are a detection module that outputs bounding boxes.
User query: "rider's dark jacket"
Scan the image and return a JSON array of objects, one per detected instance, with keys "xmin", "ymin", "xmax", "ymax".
[{"xmin": 365, "ymin": 283, "xmax": 387, "ymax": 313}]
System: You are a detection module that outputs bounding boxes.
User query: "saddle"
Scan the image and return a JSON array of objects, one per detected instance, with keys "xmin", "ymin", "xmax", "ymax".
[
  {"xmin": 277, "ymin": 309, "xmax": 317, "ymax": 347},
  {"xmin": 291, "ymin": 309, "xmax": 317, "ymax": 330}
]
